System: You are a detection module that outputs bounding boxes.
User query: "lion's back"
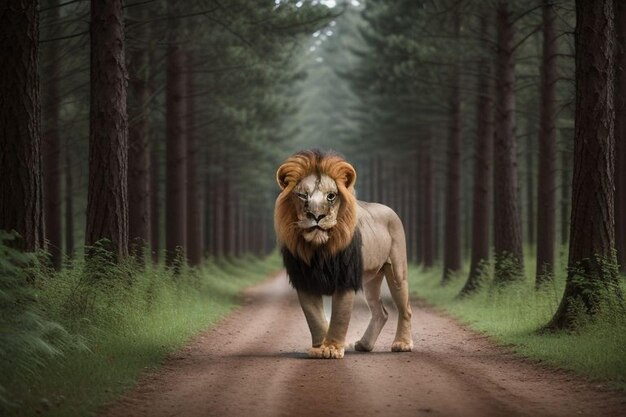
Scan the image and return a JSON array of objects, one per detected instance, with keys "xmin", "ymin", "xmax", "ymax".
[{"xmin": 357, "ymin": 201, "xmax": 405, "ymax": 273}]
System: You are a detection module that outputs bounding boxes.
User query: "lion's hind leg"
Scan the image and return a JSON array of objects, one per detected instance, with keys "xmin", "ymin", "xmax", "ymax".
[
  {"xmin": 354, "ymin": 271, "xmax": 388, "ymax": 352},
  {"xmin": 383, "ymin": 260, "xmax": 413, "ymax": 352}
]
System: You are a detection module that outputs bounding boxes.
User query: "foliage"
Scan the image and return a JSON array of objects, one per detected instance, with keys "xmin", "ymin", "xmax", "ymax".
[
  {"xmin": 1, "ymin": 236, "xmax": 280, "ymax": 416},
  {"xmin": 0, "ymin": 232, "xmax": 84, "ymax": 408},
  {"xmin": 559, "ymin": 253, "xmax": 625, "ymax": 328}
]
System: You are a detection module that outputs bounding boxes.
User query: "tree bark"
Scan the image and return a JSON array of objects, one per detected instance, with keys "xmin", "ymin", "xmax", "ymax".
[
  {"xmin": 560, "ymin": 138, "xmax": 572, "ymax": 246},
  {"xmin": 85, "ymin": 0, "xmax": 129, "ymax": 260},
  {"xmin": 461, "ymin": 14, "xmax": 493, "ymax": 295},
  {"xmin": 614, "ymin": 0, "xmax": 626, "ymax": 273},
  {"xmin": 413, "ymin": 155, "xmax": 422, "ymax": 263},
  {"xmin": 150, "ymin": 139, "xmax": 160, "ymax": 262},
  {"xmin": 434, "ymin": 176, "xmax": 441, "ymax": 262},
  {"xmin": 42, "ymin": 0, "xmax": 62, "ymax": 268},
  {"xmin": 212, "ymin": 154, "xmax": 225, "ymax": 259},
  {"xmin": 407, "ymin": 158, "xmax": 417, "ymax": 263},
  {"xmin": 213, "ymin": 181, "xmax": 224, "ymax": 258},
  {"xmin": 525, "ymin": 110, "xmax": 535, "ymax": 248},
  {"xmin": 409, "ymin": 159, "xmax": 419, "ymax": 263},
  {"xmin": 493, "ymin": 2, "xmax": 525, "ymax": 284},
  {"xmin": 235, "ymin": 197, "xmax": 242, "ymax": 257},
  {"xmin": 165, "ymin": 5, "xmax": 187, "ymax": 267},
  {"xmin": 186, "ymin": 53, "xmax": 203, "ymax": 266},
  {"xmin": 126, "ymin": 4, "xmax": 151, "ymax": 263},
  {"xmin": 442, "ymin": 10, "xmax": 463, "ymax": 283},
  {"xmin": 549, "ymin": 0, "xmax": 623, "ymax": 330},
  {"xmin": 65, "ymin": 145, "xmax": 74, "ymax": 259},
  {"xmin": 203, "ymin": 148, "xmax": 213, "ymax": 258},
  {"xmin": 535, "ymin": 0, "xmax": 558, "ymax": 285},
  {"xmin": 422, "ymin": 132, "xmax": 435, "ymax": 269},
  {"xmin": 376, "ymin": 156, "xmax": 384, "ymax": 205},
  {"xmin": 0, "ymin": 0, "xmax": 45, "ymax": 251},
  {"xmin": 223, "ymin": 173, "xmax": 234, "ymax": 257}
]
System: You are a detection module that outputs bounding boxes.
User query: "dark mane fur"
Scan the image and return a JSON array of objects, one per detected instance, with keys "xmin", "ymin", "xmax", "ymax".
[{"xmin": 281, "ymin": 229, "xmax": 363, "ymax": 295}]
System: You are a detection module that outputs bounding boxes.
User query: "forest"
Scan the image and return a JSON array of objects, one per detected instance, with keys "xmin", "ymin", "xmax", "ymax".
[{"xmin": 1, "ymin": 0, "xmax": 625, "ymax": 416}]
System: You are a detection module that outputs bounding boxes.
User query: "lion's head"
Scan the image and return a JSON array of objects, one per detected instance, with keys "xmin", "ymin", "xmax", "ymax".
[{"xmin": 274, "ymin": 150, "xmax": 358, "ymax": 264}]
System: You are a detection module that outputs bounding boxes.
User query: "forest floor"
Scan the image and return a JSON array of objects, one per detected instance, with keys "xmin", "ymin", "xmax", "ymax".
[{"xmin": 102, "ymin": 273, "xmax": 626, "ymax": 417}]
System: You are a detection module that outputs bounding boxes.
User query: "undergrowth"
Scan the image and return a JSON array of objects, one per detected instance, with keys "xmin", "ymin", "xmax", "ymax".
[
  {"xmin": 0, "ymin": 233, "xmax": 280, "ymax": 416},
  {"xmin": 408, "ymin": 250, "xmax": 626, "ymax": 389}
]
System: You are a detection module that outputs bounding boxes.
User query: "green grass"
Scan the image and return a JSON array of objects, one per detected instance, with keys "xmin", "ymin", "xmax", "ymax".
[
  {"xmin": 2, "ymin": 249, "xmax": 281, "ymax": 417},
  {"xmin": 408, "ymin": 251, "xmax": 626, "ymax": 389}
]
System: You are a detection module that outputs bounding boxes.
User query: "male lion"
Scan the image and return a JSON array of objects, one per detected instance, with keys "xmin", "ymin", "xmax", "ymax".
[{"xmin": 275, "ymin": 149, "xmax": 413, "ymax": 359}]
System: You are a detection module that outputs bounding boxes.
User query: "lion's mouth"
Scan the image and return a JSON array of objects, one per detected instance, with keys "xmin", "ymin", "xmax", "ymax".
[{"xmin": 306, "ymin": 225, "xmax": 325, "ymax": 232}]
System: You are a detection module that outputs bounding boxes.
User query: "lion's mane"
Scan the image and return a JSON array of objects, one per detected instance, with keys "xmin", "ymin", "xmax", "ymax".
[{"xmin": 274, "ymin": 149, "xmax": 358, "ymax": 264}]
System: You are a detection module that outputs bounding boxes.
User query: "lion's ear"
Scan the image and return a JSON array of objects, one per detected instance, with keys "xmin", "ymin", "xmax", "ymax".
[
  {"xmin": 276, "ymin": 162, "xmax": 296, "ymax": 190},
  {"xmin": 337, "ymin": 162, "xmax": 357, "ymax": 189}
]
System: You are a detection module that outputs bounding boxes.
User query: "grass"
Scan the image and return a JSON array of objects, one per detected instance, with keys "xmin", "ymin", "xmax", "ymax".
[
  {"xmin": 408, "ymin": 250, "xmax": 626, "ymax": 389},
  {"xmin": 2, "ymin": 247, "xmax": 281, "ymax": 417}
]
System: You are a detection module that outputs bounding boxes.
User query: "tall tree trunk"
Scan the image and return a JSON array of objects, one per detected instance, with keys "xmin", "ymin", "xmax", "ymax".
[
  {"xmin": 367, "ymin": 156, "xmax": 376, "ymax": 201},
  {"xmin": 165, "ymin": 5, "xmax": 187, "ymax": 267},
  {"xmin": 203, "ymin": 148, "xmax": 213, "ymax": 258},
  {"xmin": 213, "ymin": 185, "xmax": 224, "ymax": 258},
  {"xmin": 403, "ymin": 164, "xmax": 410, "ymax": 256},
  {"xmin": 126, "ymin": 4, "xmax": 151, "ymax": 262},
  {"xmin": 415, "ymin": 154, "xmax": 424, "ymax": 264},
  {"xmin": 560, "ymin": 138, "xmax": 572, "ymax": 246},
  {"xmin": 235, "ymin": 197, "xmax": 242, "ymax": 257},
  {"xmin": 493, "ymin": 2, "xmax": 525, "ymax": 284},
  {"xmin": 42, "ymin": 0, "xmax": 62, "ymax": 268},
  {"xmin": 186, "ymin": 53, "xmax": 203, "ymax": 266},
  {"xmin": 211, "ymin": 147, "xmax": 224, "ymax": 259},
  {"xmin": 535, "ymin": 0, "xmax": 558, "ymax": 285},
  {"xmin": 150, "ymin": 138, "xmax": 160, "ymax": 262},
  {"xmin": 422, "ymin": 132, "xmax": 435, "ymax": 269},
  {"xmin": 615, "ymin": 0, "xmax": 626, "ymax": 273},
  {"xmin": 442, "ymin": 10, "xmax": 463, "ymax": 283},
  {"xmin": 461, "ymin": 14, "xmax": 493, "ymax": 295},
  {"xmin": 525, "ymin": 109, "xmax": 535, "ymax": 248},
  {"xmin": 223, "ymin": 173, "xmax": 234, "ymax": 257},
  {"xmin": 148, "ymin": 25, "xmax": 159, "ymax": 264},
  {"xmin": 463, "ymin": 176, "xmax": 472, "ymax": 259},
  {"xmin": 434, "ymin": 175, "xmax": 441, "ymax": 262},
  {"xmin": 0, "ymin": 0, "xmax": 44, "ymax": 251},
  {"xmin": 376, "ymin": 156, "xmax": 384, "ymax": 205},
  {"xmin": 410, "ymin": 159, "xmax": 419, "ymax": 263},
  {"xmin": 64, "ymin": 145, "xmax": 74, "ymax": 259},
  {"xmin": 86, "ymin": 0, "xmax": 129, "ymax": 260},
  {"xmin": 549, "ymin": 0, "xmax": 623, "ymax": 330}
]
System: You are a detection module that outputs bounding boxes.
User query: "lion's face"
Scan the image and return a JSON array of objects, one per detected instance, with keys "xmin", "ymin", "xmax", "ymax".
[
  {"xmin": 274, "ymin": 150, "xmax": 358, "ymax": 263},
  {"xmin": 292, "ymin": 174, "xmax": 341, "ymax": 246}
]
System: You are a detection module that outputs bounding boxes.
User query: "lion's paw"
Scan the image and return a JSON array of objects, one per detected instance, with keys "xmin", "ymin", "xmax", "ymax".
[
  {"xmin": 391, "ymin": 339, "xmax": 413, "ymax": 352},
  {"xmin": 308, "ymin": 343, "xmax": 345, "ymax": 359},
  {"xmin": 354, "ymin": 340, "xmax": 373, "ymax": 352}
]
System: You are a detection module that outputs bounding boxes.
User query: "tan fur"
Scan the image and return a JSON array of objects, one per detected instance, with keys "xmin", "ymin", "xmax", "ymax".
[
  {"xmin": 275, "ymin": 150, "xmax": 357, "ymax": 264},
  {"xmin": 275, "ymin": 151, "xmax": 413, "ymax": 358}
]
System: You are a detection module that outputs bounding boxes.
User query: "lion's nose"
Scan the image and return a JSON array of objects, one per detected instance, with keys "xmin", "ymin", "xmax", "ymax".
[{"xmin": 307, "ymin": 213, "xmax": 326, "ymax": 223}]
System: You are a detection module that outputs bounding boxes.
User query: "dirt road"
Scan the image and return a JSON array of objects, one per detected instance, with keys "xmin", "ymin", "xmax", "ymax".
[{"xmin": 103, "ymin": 272, "xmax": 626, "ymax": 417}]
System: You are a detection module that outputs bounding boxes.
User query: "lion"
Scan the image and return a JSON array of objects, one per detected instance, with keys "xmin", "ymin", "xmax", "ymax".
[{"xmin": 274, "ymin": 149, "xmax": 413, "ymax": 359}]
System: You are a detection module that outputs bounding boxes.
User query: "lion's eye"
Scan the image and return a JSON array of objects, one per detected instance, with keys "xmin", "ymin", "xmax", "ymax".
[
  {"xmin": 296, "ymin": 192, "xmax": 308, "ymax": 201},
  {"xmin": 327, "ymin": 192, "xmax": 337, "ymax": 202}
]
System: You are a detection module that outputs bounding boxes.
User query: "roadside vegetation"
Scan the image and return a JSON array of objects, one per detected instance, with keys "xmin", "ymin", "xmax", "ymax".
[
  {"xmin": 0, "ymin": 234, "xmax": 280, "ymax": 416},
  {"xmin": 408, "ymin": 251, "xmax": 626, "ymax": 389}
]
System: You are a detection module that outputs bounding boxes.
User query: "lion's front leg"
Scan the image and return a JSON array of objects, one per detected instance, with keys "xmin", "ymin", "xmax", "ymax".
[
  {"xmin": 297, "ymin": 290, "xmax": 328, "ymax": 348},
  {"xmin": 309, "ymin": 290, "xmax": 355, "ymax": 359}
]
